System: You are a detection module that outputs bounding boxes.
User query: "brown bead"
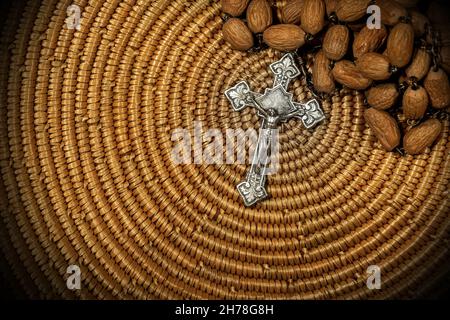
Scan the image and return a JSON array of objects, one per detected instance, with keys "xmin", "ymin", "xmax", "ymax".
[
  {"xmin": 322, "ymin": 25, "xmax": 350, "ymax": 61},
  {"xmin": 352, "ymin": 25, "xmax": 387, "ymax": 59},
  {"xmin": 366, "ymin": 83, "xmax": 399, "ymax": 110},
  {"xmin": 247, "ymin": 0, "xmax": 273, "ymax": 33},
  {"xmin": 313, "ymin": 50, "xmax": 335, "ymax": 94},
  {"xmin": 263, "ymin": 24, "xmax": 306, "ymax": 51},
  {"xmin": 424, "ymin": 68, "xmax": 450, "ymax": 109},
  {"xmin": 335, "ymin": 0, "xmax": 371, "ymax": 22},
  {"xmin": 222, "ymin": 0, "xmax": 250, "ymax": 16},
  {"xmin": 403, "ymin": 119, "xmax": 442, "ymax": 155},
  {"xmin": 278, "ymin": 0, "xmax": 303, "ymax": 24},
  {"xmin": 356, "ymin": 52, "xmax": 392, "ymax": 81},
  {"xmin": 301, "ymin": 0, "xmax": 326, "ymax": 35},
  {"xmin": 222, "ymin": 18, "xmax": 254, "ymax": 51},
  {"xmin": 406, "ymin": 48, "xmax": 431, "ymax": 81},
  {"xmin": 402, "ymin": 86, "xmax": 429, "ymax": 120},
  {"xmin": 332, "ymin": 60, "xmax": 372, "ymax": 90},
  {"xmin": 364, "ymin": 108, "xmax": 401, "ymax": 151},
  {"xmin": 387, "ymin": 22, "xmax": 415, "ymax": 68},
  {"xmin": 377, "ymin": 0, "xmax": 408, "ymax": 26}
]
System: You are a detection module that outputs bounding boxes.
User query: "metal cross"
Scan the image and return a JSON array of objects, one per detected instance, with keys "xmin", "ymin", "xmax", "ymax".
[{"xmin": 225, "ymin": 53, "xmax": 325, "ymax": 207}]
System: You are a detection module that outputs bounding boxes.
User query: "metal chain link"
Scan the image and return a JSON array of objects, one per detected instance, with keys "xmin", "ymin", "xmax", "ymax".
[{"xmin": 426, "ymin": 24, "xmax": 442, "ymax": 72}]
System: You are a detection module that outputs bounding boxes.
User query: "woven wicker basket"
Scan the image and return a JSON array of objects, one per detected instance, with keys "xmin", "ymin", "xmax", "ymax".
[{"xmin": 0, "ymin": 0, "xmax": 449, "ymax": 299}]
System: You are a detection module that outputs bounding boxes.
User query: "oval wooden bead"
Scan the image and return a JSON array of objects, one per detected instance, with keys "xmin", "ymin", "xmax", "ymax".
[
  {"xmin": 301, "ymin": 0, "xmax": 326, "ymax": 35},
  {"xmin": 313, "ymin": 50, "xmax": 335, "ymax": 94},
  {"xmin": 263, "ymin": 24, "xmax": 306, "ymax": 51},
  {"xmin": 403, "ymin": 119, "xmax": 442, "ymax": 155},
  {"xmin": 364, "ymin": 108, "xmax": 401, "ymax": 151},
  {"xmin": 402, "ymin": 86, "xmax": 429, "ymax": 120},
  {"xmin": 406, "ymin": 48, "xmax": 431, "ymax": 81},
  {"xmin": 335, "ymin": 0, "xmax": 371, "ymax": 22},
  {"xmin": 424, "ymin": 68, "xmax": 450, "ymax": 109},
  {"xmin": 377, "ymin": 0, "xmax": 408, "ymax": 26},
  {"xmin": 222, "ymin": 18, "xmax": 254, "ymax": 51},
  {"xmin": 410, "ymin": 10, "xmax": 429, "ymax": 37},
  {"xmin": 387, "ymin": 22, "xmax": 415, "ymax": 68},
  {"xmin": 332, "ymin": 60, "xmax": 372, "ymax": 90},
  {"xmin": 356, "ymin": 52, "xmax": 392, "ymax": 81},
  {"xmin": 366, "ymin": 83, "xmax": 399, "ymax": 110},
  {"xmin": 322, "ymin": 25, "xmax": 350, "ymax": 61},
  {"xmin": 278, "ymin": 0, "xmax": 303, "ymax": 24},
  {"xmin": 247, "ymin": 0, "xmax": 273, "ymax": 33},
  {"xmin": 352, "ymin": 25, "xmax": 387, "ymax": 59},
  {"xmin": 222, "ymin": 0, "xmax": 250, "ymax": 16}
]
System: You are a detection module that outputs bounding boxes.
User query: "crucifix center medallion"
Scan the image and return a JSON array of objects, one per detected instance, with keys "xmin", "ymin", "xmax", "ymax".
[{"xmin": 225, "ymin": 53, "xmax": 326, "ymax": 207}]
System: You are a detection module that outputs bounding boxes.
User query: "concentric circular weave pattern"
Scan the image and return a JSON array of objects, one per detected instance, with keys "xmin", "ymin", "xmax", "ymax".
[{"xmin": 0, "ymin": 0, "xmax": 449, "ymax": 299}]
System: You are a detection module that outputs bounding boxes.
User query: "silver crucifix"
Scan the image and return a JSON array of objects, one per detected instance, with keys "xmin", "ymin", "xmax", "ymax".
[{"xmin": 225, "ymin": 53, "xmax": 325, "ymax": 207}]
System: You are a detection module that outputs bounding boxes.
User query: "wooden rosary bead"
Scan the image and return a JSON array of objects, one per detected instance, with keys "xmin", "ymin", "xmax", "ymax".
[
  {"xmin": 387, "ymin": 22, "xmax": 415, "ymax": 68},
  {"xmin": 247, "ymin": 0, "xmax": 273, "ymax": 33},
  {"xmin": 313, "ymin": 50, "xmax": 335, "ymax": 94},
  {"xmin": 278, "ymin": 0, "xmax": 303, "ymax": 24},
  {"xmin": 377, "ymin": 0, "xmax": 408, "ymax": 26},
  {"xmin": 356, "ymin": 52, "xmax": 392, "ymax": 81},
  {"xmin": 335, "ymin": 0, "xmax": 371, "ymax": 22},
  {"xmin": 332, "ymin": 60, "xmax": 372, "ymax": 90},
  {"xmin": 409, "ymin": 10, "xmax": 429, "ymax": 37},
  {"xmin": 366, "ymin": 84, "xmax": 399, "ymax": 110},
  {"xmin": 263, "ymin": 24, "xmax": 306, "ymax": 51},
  {"xmin": 322, "ymin": 25, "xmax": 350, "ymax": 61},
  {"xmin": 222, "ymin": 0, "xmax": 250, "ymax": 17},
  {"xmin": 424, "ymin": 68, "xmax": 450, "ymax": 109},
  {"xmin": 403, "ymin": 119, "xmax": 442, "ymax": 155},
  {"xmin": 406, "ymin": 48, "xmax": 431, "ymax": 81},
  {"xmin": 402, "ymin": 85, "xmax": 429, "ymax": 120},
  {"xmin": 222, "ymin": 18, "xmax": 254, "ymax": 51},
  {"xmin": 364, "ymin": 108, "xmax": 401, "ymax": 151},
  {"xmin": 301, "ymin": 0, "xmax": 326, "ymax": 35},
  {"xmin": 352, "ymin": 25, "xmax": 388, "ymax": 59}
]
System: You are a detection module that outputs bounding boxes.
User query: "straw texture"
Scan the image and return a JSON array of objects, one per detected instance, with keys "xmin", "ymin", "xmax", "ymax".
[{"xmin": 0, "ymin": 0, "xmax": 449, "ymax": 299}]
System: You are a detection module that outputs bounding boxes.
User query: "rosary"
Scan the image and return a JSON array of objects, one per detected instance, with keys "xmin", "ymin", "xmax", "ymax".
[{"xmin": 222, "ymin": 0, "xmax": 450, "ymax": 206}]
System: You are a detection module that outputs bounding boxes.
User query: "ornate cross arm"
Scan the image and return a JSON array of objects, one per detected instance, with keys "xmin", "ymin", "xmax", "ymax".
[
  {"xmin": 270, "ymin": 53, "xmax": 301, "ymax": 90},
  {"xmin": 287, "ymin": 99, "xmax": 325, "ymax": 129},
  {"xmin": 225, "ymin": 81, "xmax": 257, "ymax": 112}
]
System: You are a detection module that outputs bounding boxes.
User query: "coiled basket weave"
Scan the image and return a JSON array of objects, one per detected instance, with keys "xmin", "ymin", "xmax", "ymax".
[{"xmin": 0, "ymin": 0, "xmax": 449, "ymax": 299}]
